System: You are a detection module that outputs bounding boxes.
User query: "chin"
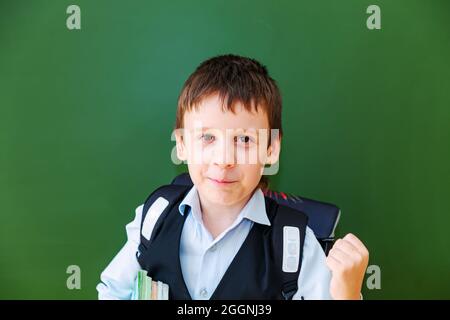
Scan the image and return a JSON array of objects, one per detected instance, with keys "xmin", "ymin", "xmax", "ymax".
[{"xmin": 200, "ymin": 185, "xmax": 240, "ymax": 204}]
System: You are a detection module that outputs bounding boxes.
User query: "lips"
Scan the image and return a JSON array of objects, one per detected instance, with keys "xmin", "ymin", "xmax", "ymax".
[{"xmin": 208, "ymin": 177, "xmax": 236, "ymax": 184}]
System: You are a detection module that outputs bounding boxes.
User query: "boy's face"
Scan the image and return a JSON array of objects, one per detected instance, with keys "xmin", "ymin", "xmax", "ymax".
[{"xmin": 175, "ymin": 93, "xmax": 281, "ymax": 208}]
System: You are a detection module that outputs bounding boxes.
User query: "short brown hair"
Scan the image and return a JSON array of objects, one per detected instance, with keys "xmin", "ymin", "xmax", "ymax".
[{"xmin": 175, "ymin": 54, "xmax": 283, "ymax": 189}]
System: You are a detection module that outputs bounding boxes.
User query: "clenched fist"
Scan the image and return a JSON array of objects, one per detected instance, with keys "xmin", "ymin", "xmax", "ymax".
[{"xmin": 326, "ymin": 233, "xmax": 369, "ymax": 300}]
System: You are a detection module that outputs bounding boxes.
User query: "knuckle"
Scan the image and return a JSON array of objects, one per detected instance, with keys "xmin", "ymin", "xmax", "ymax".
[{"xmin": 344, "ymin": 233, "xmax": 355, "ymax": 240}]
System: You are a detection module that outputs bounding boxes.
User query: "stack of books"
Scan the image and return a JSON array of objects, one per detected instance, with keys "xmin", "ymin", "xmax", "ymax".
[{"xmin": 131, "ymin": 270, "xmax": 169, "ymax": 300}]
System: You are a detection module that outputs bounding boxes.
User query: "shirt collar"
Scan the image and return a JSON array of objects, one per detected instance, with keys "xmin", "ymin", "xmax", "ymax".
[
  {"xmin": 178, "ymin": 185, "xmax": 271, "ymax": 226},
  {"xmin": 178, "ymin": 185, "xmax": 203, "ymax": 222}
]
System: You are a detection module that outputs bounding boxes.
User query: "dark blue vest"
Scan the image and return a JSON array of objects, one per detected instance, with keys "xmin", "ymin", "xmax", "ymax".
[{"xmin": 136, "ymin": 185, "xmax": 308, "ymax": 300}]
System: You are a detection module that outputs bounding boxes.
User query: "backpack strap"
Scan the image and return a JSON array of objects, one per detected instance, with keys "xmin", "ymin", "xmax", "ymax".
[
  {"xmin": 137, "ymin": 184, "xmax": 191, "ymax": 259},
  {"xmin": 271, "ymin": 202, "xmax": 308, "ymax": 300}
]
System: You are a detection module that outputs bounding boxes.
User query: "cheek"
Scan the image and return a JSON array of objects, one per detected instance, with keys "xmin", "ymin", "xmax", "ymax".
[
  {"xmin": 189, "ymin": 164, "xmax": 215, "ymax": 187},
  {"xmin": 239, "ymin": 164, "xmax": 264, "ymax": 183},
  {"xmin": 240, "ymin": 144, "xmax": 268, "ymax": 166},
  {"xmin": 186, "ymin": 142, "xmax": 214, "ymax": 165},
  {"xmin": 187, "ymin": 164, "xmax": 203, "ymax": 183}
]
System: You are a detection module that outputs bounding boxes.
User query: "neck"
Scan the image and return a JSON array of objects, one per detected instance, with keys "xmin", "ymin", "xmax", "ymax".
[{"xmin": 198, "ymin": 192, "xmax": 254, "ymax": 239}]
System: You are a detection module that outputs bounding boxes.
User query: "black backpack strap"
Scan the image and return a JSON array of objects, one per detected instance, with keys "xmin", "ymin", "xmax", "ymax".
[
  {"xmin": 271, "ymin": 203, "xmax": 308, "ymax": 300},
  {"xmin": 137, "ymin": 184, "xmax": 191, "ymax": 259}
]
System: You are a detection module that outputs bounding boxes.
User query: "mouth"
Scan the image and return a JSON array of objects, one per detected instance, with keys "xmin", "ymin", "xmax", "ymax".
[{"xmin": 208, "ymin": 177, "xmax": 237, "ymax": 185}]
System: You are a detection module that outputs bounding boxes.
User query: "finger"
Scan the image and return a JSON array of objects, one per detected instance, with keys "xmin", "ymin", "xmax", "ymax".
[
  {"xmin": 334, "ymin": 240, "xmax": 369, "ymax": 269},
  {"xmin": 326, "ymin": 254, "xmax": 341, "ymax": 272},
  {"xmin": 333, "ymin": 239, "xmax": 361, "ymax": 258},
  {"xmin": 328, "ymin": 247, "xmax": 353, "ymax": 264},
  {"xmin": 343, "ymin": 233, "xmax": 369, "ymax": 256}
]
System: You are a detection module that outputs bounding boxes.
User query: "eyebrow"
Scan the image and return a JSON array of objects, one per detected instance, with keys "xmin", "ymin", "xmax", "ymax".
[{"xmin": 199, "ymin": 127, "xmax": 258, "ymax": 133}]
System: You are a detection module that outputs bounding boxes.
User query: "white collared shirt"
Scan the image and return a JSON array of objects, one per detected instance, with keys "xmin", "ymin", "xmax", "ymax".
[{"xmin": 97, "ymin": 185, "xmax": 332, "ymax": 300}]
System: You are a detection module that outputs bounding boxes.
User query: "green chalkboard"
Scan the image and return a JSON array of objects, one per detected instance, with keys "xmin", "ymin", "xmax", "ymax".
[{"xmin": 1, "ymin": 0, "xmax": 449, "ymax": 299}]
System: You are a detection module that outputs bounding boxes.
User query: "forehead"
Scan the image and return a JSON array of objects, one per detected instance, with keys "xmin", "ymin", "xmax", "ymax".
[{"xmin": 183, "ymin": 94, "xmax": 269, "ymax": 130}]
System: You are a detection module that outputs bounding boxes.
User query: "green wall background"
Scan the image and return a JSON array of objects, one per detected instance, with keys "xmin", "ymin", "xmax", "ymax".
[{"xmin": 1, "ymin": 0, "xmax": 449, "ymax": 299}]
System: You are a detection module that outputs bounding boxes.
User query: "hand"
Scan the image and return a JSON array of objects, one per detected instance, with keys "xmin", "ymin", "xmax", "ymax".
[{"xmin": 326, "ymin": 233, "xmax": 369, "ymax": 300}]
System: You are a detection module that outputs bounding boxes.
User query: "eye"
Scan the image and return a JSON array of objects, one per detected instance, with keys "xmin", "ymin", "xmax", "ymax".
[
  {"xmin": 201, "ymin": 133, "xmax": 215, "ymax": 143},
  {"xmin": 235, "ymin": 135, "xmax": 254, "ymax": 145}
]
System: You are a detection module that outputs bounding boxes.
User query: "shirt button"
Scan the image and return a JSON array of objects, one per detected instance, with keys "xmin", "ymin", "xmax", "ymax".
[{"xmin": 200, "ymin": 288, "xmax": 208, "ymax": 298}]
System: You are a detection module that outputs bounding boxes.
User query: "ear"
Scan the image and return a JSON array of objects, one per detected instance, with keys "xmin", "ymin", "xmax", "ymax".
[
  {"xmin": 175, "ymin": 129, "xmax": 187, "ymax": 161},
  {"xmin": 266, "ymin": 135, "xmax": 281, "ymax": 165}
]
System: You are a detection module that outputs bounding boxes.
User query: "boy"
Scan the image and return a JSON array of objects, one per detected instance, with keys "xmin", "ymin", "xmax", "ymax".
[{"xmin": 97, "ymin": 54, "xmax": 369, "ymax": 300}]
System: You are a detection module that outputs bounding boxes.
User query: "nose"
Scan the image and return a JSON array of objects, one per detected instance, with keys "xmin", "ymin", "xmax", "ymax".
[{"xmin": 212, "ymin": 137, "xmax": 235, "ymax": 169}]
